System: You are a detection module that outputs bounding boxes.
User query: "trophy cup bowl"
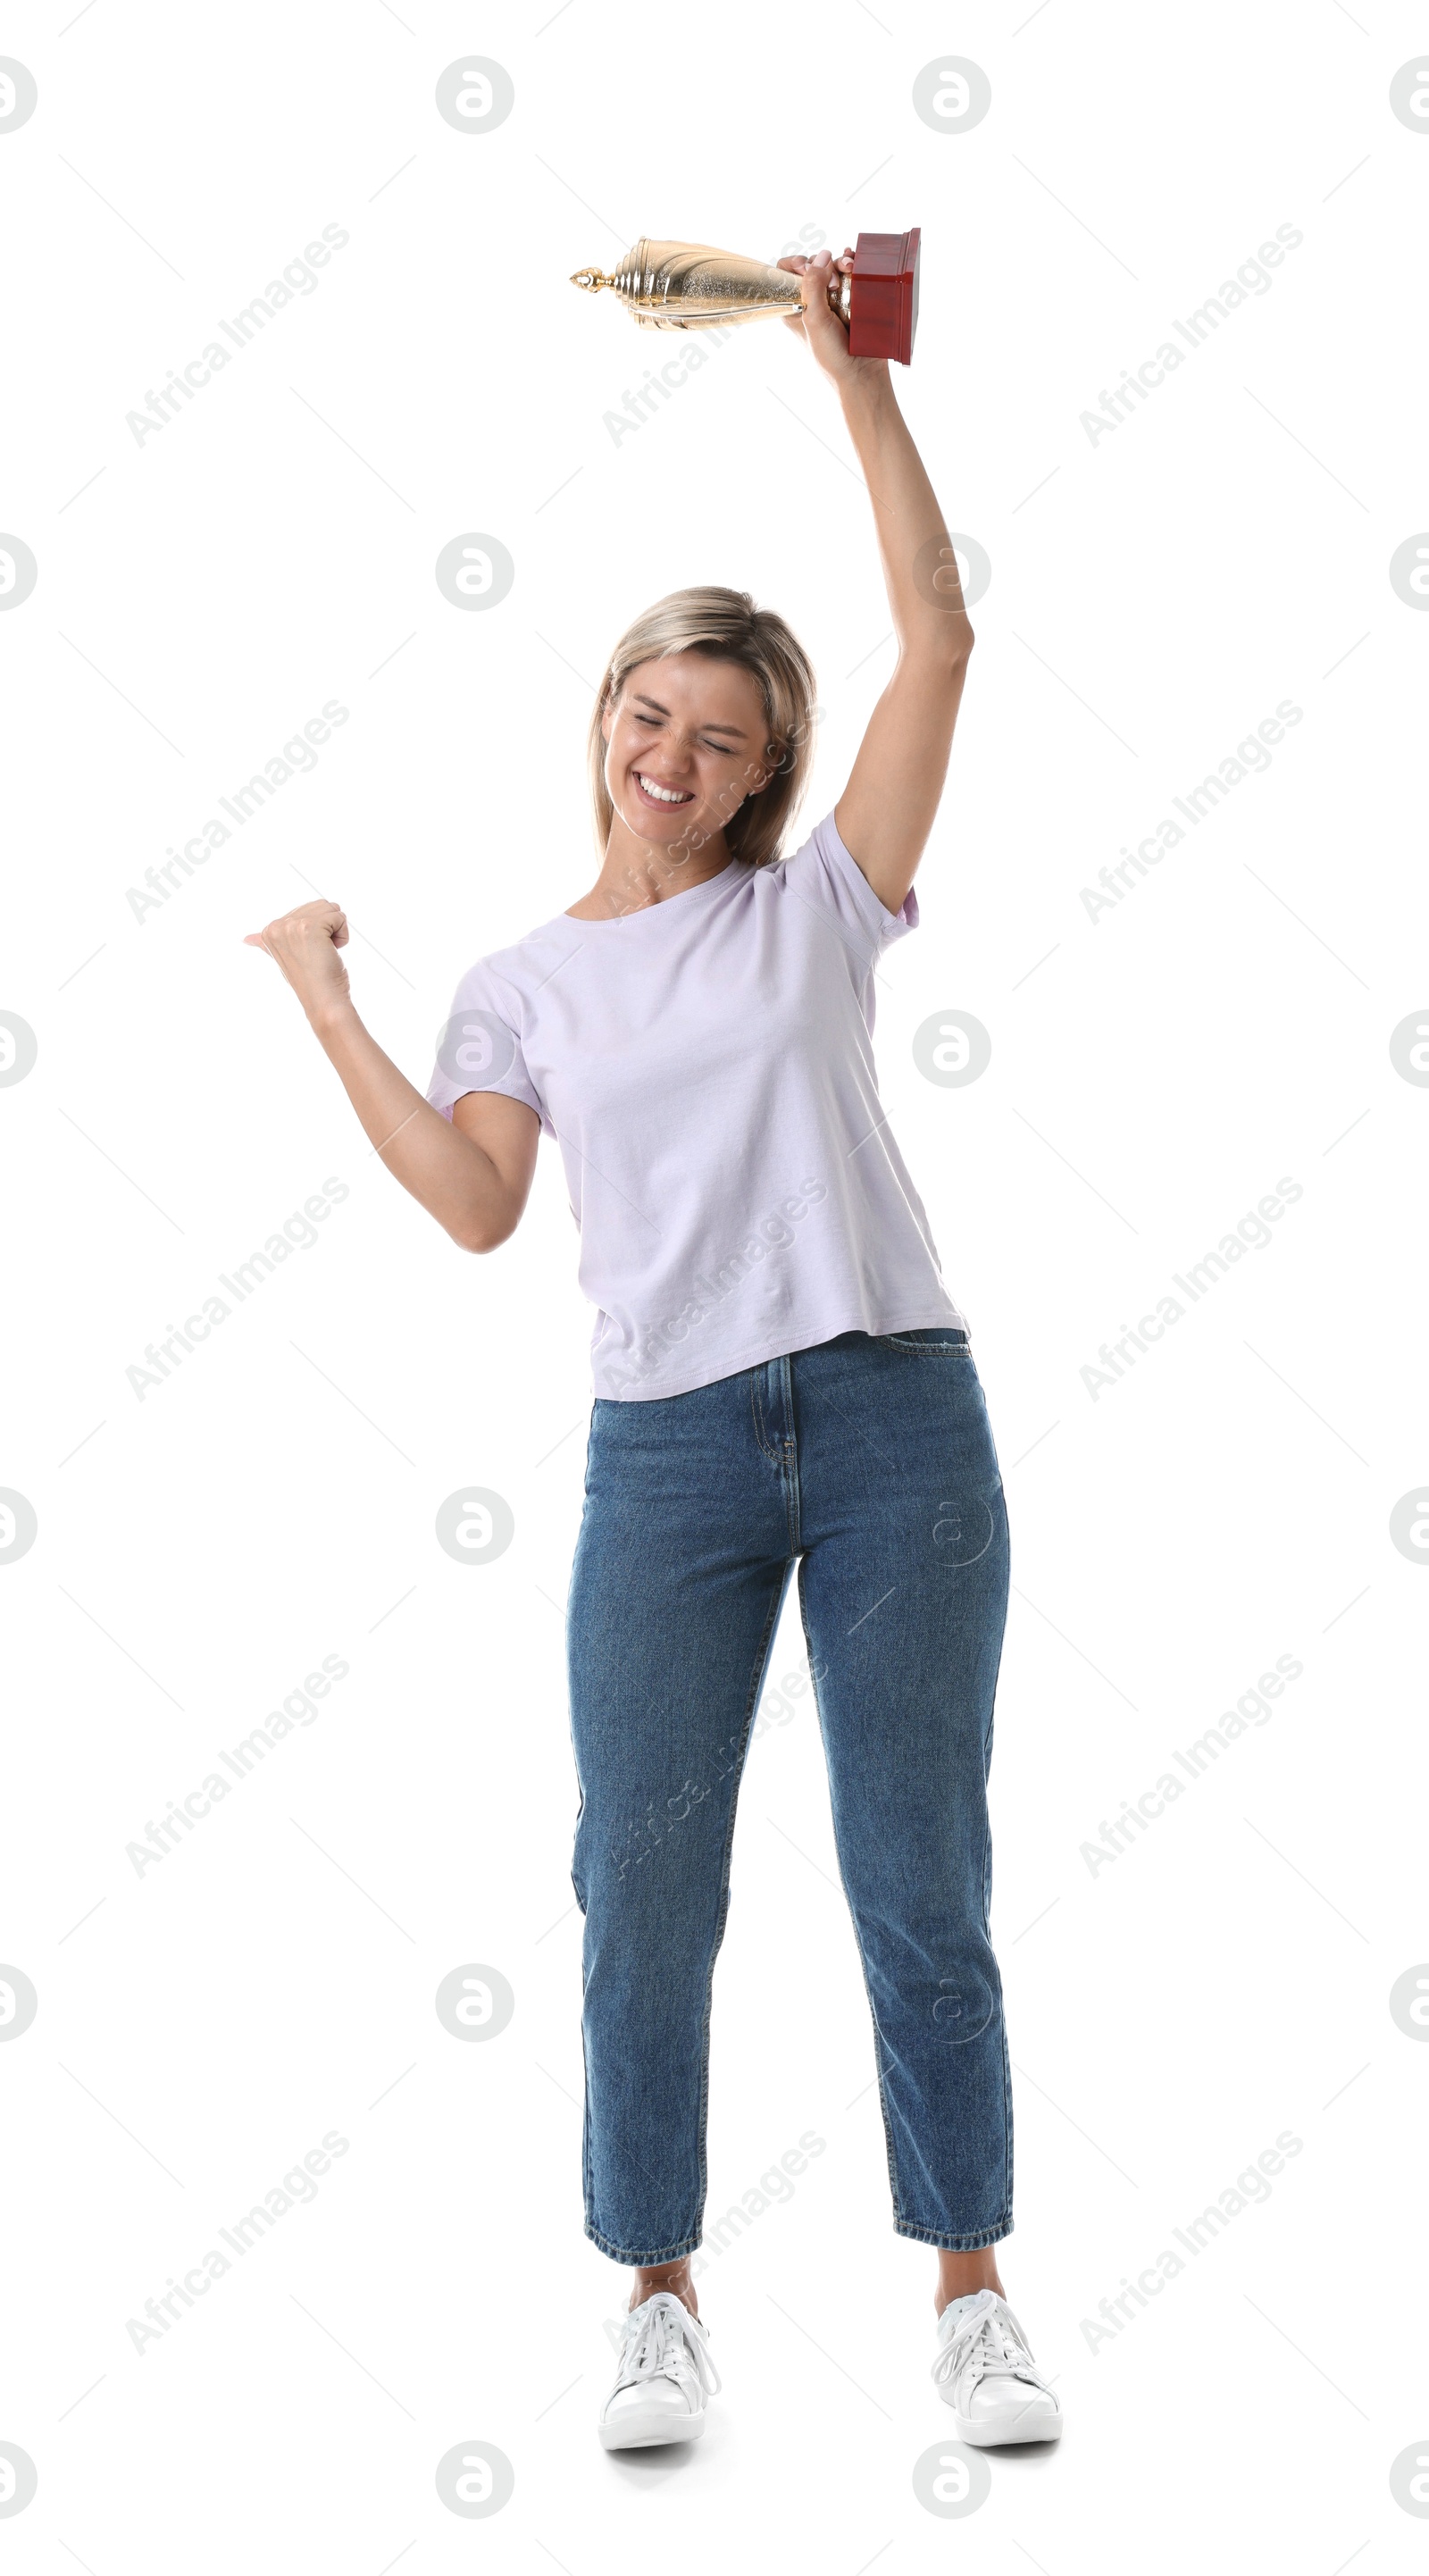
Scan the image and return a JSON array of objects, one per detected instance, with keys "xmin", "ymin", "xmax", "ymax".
[{"xmin": 571, "ymin": 230, "xmax": 921, "ymax": 366}]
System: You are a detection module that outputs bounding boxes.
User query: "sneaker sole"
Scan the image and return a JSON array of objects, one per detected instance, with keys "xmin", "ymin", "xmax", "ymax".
[
  {"xmin": 945, "ymin": 2403, "xmax": 1063, "ymax": 2447},
  {"xmin": 598, "ymin": 2406, "xmax": 707, "ymax": 2451}
]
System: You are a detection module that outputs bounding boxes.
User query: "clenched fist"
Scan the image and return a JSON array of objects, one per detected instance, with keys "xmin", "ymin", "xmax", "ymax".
[
  {"xmin": 245, "ymin": 899, "xmax": 353, "ymax": 1025},
  {"xmin": 778, "ymin": 246, "xmax": 879, "ymax": 392}
]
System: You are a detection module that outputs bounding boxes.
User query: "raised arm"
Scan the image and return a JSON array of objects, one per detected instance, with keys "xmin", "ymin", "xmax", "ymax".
[
  {"xmin": 781, "ymin": 246, "xmax": 973, "ymax": 915},
  {"xmin": 245, "ymin": 899, "xmax": 539, "ymax": 1252}
]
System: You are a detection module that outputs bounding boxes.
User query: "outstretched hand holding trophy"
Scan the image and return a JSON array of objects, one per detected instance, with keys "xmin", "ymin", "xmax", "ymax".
[{"xmin": 571, "ymin": 228, "xmax": 921, "ymax": 365}]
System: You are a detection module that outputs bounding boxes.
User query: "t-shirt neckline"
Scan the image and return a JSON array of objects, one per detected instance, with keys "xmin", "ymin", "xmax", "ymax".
[{"xmin": 562, "ymin": 854, "xmax": 744, "ymax": 929}]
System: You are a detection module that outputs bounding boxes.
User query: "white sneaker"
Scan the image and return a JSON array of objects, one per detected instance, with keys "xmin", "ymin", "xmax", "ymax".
[
  {"xmin": 931, "ymin": 2288, "xmax": 1063, "ymax": 2446},
  {"xmin": 598, "ymin": 2291, "xmax": 721, "ymax": 2450}
]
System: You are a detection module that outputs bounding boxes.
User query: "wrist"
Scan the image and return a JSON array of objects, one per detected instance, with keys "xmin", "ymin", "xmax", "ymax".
[
  {"xmin": 308, "ymin": 996, "xmax": 360, "ymax": 1042},
  {"xmin": 837, "ymin": 367, "xmax": 899, "ymax": 448},
  {"xmin": 838, "ymin": 361, "xmax": 896, "ymax": 420}
]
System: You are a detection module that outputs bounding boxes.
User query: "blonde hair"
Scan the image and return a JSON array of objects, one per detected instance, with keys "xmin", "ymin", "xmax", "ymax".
[{"xmin": 587, "ymin": 586, "xmax": 816, "ymax": 871}]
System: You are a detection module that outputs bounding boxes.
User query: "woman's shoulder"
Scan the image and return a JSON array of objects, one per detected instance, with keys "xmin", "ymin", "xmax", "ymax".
[
  {"xmin": 765, "ymin": 807, "xmax": 918, "ymax": 946},
  {"xmin": 762, "ymin": 807, "xmax": 843, "ymax": 882},
  {"xmin": 445, "ymin": 909, "xmax": 583, "ymax": 1003}
]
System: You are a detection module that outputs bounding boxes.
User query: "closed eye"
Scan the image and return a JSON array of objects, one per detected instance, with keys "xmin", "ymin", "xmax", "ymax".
[{"xmin": 634, "ymin": 714, "xmax": 734, "ymax": 754}]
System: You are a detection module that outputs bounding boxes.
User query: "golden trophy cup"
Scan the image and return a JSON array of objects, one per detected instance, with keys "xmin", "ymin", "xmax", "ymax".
[{"xmin": 572, "ymin": 231, "xmax": 921, "ymax": 365}]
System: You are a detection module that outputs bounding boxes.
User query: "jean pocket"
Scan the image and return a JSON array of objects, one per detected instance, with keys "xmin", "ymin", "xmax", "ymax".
[{"xmin": 881, "ymin": 1329, "xmax": 972, "ymax": 1355}]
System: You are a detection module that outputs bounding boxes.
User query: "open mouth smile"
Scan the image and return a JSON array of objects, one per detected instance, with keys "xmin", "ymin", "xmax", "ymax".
[{"xmin": 633, "ymin": 771, "xmax": 696, "ymax": 809}]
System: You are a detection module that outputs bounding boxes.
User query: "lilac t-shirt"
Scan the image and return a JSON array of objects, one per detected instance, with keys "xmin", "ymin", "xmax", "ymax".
[{"xmin": 426, "ymin": 809, "xmax": 966, "ymax": 1399}]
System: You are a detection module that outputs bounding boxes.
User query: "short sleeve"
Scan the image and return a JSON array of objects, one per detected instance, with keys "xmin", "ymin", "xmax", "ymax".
[
  {"xmin": 426, "ymin": 959, "xmax": 547, "ymax": 1129},
  {"xmin": 778, "ymin": 808, "xmax": 919, "ymax": 956}
]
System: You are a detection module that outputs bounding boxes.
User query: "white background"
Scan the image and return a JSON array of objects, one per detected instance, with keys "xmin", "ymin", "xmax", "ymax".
[{"xmin": 4, "ymin": 0, "xmax": 1427, "ymax": 2565}]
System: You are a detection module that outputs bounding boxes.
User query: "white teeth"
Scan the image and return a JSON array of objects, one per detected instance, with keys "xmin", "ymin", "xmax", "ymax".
[{"xmin": 637, "ymin": 773, "xmax": 691, "ymax": 804}]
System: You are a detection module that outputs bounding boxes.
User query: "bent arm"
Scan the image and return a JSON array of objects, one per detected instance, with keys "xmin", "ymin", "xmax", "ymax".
[
  {"xmin": 832, "ymin": 372, "xmax": 973, "ymax": 915},
  {"xmin": 247, "ymin": 898, "xmax": 539, "ymax": 1248},
  {"xmin": 311, "ymin": 999, "xmax": 539, "ymax": 1251}
]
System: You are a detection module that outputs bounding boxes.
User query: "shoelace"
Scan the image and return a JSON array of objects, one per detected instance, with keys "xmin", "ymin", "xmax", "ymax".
[
  {"xmin": 930, "ymin": 2287, "xmax": 1045, "ymax": 2396},
  {"xmin": 614, "ymin": 2292, "xmax": 723, "ymax": 2400}
]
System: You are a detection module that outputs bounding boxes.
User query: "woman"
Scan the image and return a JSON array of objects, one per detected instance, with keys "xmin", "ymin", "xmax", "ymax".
[{"xmin": 247, "ymin": 247, "xmax": 1062, "ymax": 2454}]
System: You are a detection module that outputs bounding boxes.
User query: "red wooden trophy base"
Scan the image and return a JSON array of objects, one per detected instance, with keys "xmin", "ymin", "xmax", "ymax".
[{"xmin": 847, "ymin": 230, "xmax": 921, "ymax": 364}]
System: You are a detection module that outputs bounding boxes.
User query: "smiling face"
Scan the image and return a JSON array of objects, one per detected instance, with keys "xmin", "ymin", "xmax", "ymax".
[{"xmin": 600, "ymin": 651, "xmax": 776, "ymax": 852}]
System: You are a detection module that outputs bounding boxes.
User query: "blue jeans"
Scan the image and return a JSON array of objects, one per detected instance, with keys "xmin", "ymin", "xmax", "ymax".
[{"xmin": 566, "ymin": 1327, "xmax": 1013, "ymax": 2261}]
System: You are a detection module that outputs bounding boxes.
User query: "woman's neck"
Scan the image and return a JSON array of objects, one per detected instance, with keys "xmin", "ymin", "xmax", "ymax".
[{"xmin": 565, "ymin": 815, "xmax": 734, "ymax": 922}]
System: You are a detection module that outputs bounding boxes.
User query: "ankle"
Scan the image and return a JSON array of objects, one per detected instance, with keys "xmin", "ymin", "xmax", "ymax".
[
  {"xmin": 935, "ymin": 2252, "xmax": 1005, "ymax": 2317},
  {"xmin": 631, "ymin": 2260, "xmax": 697, "ymax": 2317}
]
